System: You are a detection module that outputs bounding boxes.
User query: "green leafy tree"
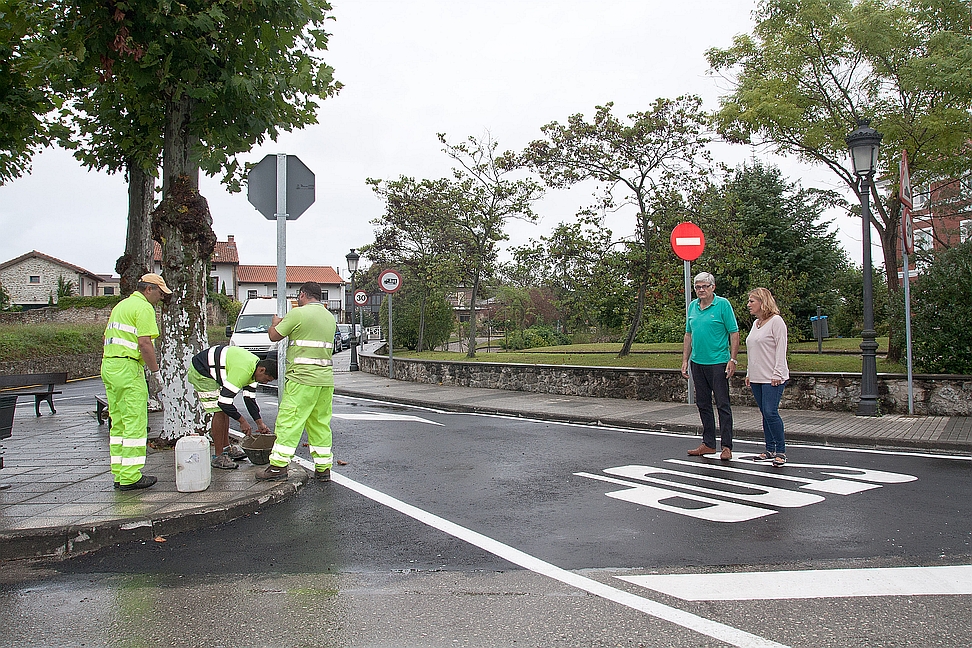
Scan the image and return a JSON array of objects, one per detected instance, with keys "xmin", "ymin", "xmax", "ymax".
[
  {"xmin": 365, "ymin": 176, "xmax": 464, "ymax": 352},
  {"xmin": 57, "ymin": 0, "xmax": 341, "ymax": 439},
  {"xmin": 707, "ymin": 0, "xmax": 972, "ymax": 357},
  {"xmin": 377, "ymin": 289, "xmax": 454, "ymax": 352},
  {"xmin": 519, "ymin": 98, "xmax": 712, "ymax": 356},
  {"xmin": 0, "ymin": 1, "xmax": 61, "ymax": 184},
  {"xmin": 896, "ymin": 240, "xmax": 972, "ymax": 373},
  {"xmin": 56, "ymin": 276, "xmax": 75, "ymax": 301},
  {"xmin": 692, "ymin": 163, "xmax": 851, "ymax": 338},
  {"xmin": 439, "ymin": 132, "xmax": 544, "ymax": 358}
]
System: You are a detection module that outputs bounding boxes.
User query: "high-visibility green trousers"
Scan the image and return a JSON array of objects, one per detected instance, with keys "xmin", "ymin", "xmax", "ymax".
[
  {"xmin": 101, "ymin": 357, "xmax": 148, "ymax": 486},
  {"xmin": 269, "ymin": 381, "xmax": 333, "ymax": 472}
]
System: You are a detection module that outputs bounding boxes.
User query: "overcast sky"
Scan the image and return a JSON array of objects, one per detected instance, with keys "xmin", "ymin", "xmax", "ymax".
[{"xmin": 0, "ymin": 0, "xmax": 867, "ymax": 280}]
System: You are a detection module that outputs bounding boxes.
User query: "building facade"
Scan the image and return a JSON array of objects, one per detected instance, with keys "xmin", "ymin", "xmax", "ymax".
[{"xmin": 0, "ymin": 251, "xmax": 106, "ymax": 308}]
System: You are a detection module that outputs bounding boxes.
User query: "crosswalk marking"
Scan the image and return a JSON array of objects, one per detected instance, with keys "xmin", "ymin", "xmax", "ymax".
[
  {"xmin": 332, "ymin": 412, "xmax": 444, "ymax": 426},
  {"xmin": 618, "ymin": 565, "xmax": 972, "ymax": 600}
]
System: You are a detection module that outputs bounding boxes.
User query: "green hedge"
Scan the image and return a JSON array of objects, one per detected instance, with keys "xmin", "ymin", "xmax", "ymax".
[
  {"xmin": 57, "ymin": 295, "xmax": 123, "ymax": 310},
  {"xmin": 0, "ymin": 323, "xmax": 105, "ymax": 360}
]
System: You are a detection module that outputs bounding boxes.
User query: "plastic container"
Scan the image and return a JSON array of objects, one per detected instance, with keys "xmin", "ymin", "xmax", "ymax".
[{"xmin": 175, "ymin": 434, "xmax": 212, "ymax": 492}]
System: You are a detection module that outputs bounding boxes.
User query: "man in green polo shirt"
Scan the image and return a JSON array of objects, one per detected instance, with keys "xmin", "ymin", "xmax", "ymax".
[
  {"xmin": 256, "ymin": 281, "xmax": 337, "ymax": 482},
  {"xmin": 101, "ymin": 273, "xmax": 170, "ymax": 491},
  {"xmin": 681, "ymin": 272, "xmax": 740, "ymax": 460}
]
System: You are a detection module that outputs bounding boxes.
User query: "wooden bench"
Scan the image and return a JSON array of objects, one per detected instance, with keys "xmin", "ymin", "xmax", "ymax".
[
  {"xmin": 0, "ymin": 372, "xmax": 68, "ymax": 417},
  {"xmin": 95, "ymin": 395, "xmax": 112, "ymax": 428}
]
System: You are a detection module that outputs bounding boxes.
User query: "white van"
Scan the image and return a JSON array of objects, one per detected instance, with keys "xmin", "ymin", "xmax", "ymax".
[{"xmin": 225, "ymin": 297, "xmax": 293, "ymax": 358}]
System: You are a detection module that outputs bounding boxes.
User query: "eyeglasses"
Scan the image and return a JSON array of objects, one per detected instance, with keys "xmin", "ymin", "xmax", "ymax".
[{"xmin": 694, "ymin": 284, "xmax": 712, "ymax": 291}]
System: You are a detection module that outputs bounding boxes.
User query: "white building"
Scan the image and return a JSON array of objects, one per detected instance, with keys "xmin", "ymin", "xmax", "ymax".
[{"xmin": 0, "ymin": 250, "xmax": 106, "ymax": 308}]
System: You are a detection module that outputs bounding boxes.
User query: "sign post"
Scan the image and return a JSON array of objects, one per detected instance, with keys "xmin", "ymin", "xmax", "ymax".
[
  {"xmin": 247, "ymin": 154, "xmax": 315, "ymax": 398},
  {"xmin": 378, "ymin": 269, "xmax": 403, "ymax": 379},
  {"xmin": 899, "ymin": 150, "xmax": 915, "ymax": 414},
  {"xmin": 353, "ymin": 289, "xmax": 368, "ymax": 365},
  {"xmin": 671, "ymin": 222, "xmax": 706, "ymax": 405}
]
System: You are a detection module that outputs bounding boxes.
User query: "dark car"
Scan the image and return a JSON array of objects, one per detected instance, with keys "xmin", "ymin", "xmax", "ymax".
[{"xmin": 333, "ymin": 330, "xmax": 344, "ymax": 352}]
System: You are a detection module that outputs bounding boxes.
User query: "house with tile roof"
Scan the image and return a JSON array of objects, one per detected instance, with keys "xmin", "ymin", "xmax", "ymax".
[
  {"xmin": 237, "ymin": 265, "xmax": 346, "ymax": 316},
  {"xmin": 154, "ymin": 235, "xmax": 240, "ymax": 297},
  {"xmin": 0, "ymin": 251, "xmax": 108, "ymax": 308}
]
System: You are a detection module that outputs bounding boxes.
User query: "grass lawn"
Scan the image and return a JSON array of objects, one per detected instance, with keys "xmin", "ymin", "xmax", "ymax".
[{"xmin": 397, "ymin": 338, "xmax": 906, "ymax": 374}]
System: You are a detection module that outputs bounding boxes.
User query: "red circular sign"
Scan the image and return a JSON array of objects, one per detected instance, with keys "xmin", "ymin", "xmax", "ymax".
[
  {"xmin": 670, "ymin": 222, "xmax": 706, "ymax": 262},
  {"xmin": 378, "ymin": 269, "xmax": 403, "ymax": 294},
  {"xmin": 353, "ymin": 289, "xmax": 369, "ymax": 306}
]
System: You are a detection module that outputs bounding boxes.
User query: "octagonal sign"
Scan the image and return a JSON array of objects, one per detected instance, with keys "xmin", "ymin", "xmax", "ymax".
[{"xmin": 247, "ymin": 154, "xmax": 315, "ymax": 220}]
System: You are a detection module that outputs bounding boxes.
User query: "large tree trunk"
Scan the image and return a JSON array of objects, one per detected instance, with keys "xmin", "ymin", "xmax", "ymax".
[
  {"xmin": 115, "ymin": 162, "xmax": 156, "ymax": 296},
  {"xmin": 619, "ymin": 281, "xmax": 646, "ymax": 357},
  {"xmin": 152, "ymin": 94, "xmax": 215, "ymax": 441},
  {"xmin": 465, "ymin": 274, "xmax": 480, "ymax": 358}
]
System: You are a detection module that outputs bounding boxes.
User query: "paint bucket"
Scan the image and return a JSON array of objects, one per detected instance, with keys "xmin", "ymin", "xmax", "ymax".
[{"xmin": 175, "ymin": 434, "xmax": 211, "ymax": 492}]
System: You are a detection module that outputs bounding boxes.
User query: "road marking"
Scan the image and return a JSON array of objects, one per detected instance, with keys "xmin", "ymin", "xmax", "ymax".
[
  {"xmin": 332, "ymin": 412, "xmax": 443, "ymax": 425},
  {"xmin": 290, "ymin": 456, "xmax": 789, "ymax": 648},
  {"xmin": 618, "ymin": 565, "xmax": 972, "ymax": 601},
  {"xmin": 578, "ymin": 461, "xmax": 918, "ymax": 523}
]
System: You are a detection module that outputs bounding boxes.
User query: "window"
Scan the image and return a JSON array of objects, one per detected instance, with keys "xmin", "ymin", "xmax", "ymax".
[
  {"xmin": 321, "ymin": 290, "xmax": 329, "ymax": 300},
  {"xmin": 29, "ymin": 275, "xmax": 40, "ymax": 283},
  {"xmin": 103, "ymin": 287, "xmax": 115, "ymax": 295},
  {"xmin": 247, "ymin": 290, "xmax": 258, "ymax": 299}
]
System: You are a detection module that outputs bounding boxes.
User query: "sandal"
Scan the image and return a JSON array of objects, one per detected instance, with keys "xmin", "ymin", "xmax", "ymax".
[
  {"xmin": 753, "ymin": 452, "xmax": 776, "ymax": 461},
  {"xmin": 772, "ymin": 454, "xmax": 787, "ymax": 467}
]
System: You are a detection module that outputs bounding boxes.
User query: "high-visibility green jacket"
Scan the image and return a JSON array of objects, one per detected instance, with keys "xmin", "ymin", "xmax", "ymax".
[
  {"xmin": 274, "ymin": 301, "xmax": 336, "ymax": 387},
  {"xmin": 103, "ymin": 291, "xmax": 158, "ymax": 364}
]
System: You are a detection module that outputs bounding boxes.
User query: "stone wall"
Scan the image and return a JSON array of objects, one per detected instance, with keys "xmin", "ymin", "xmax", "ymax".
[
  {"xmin": 359, "ymin": 350, "xmax": 972, "ymax": 417},
  {"xmin": 0, "ymin": 305, "xmax": 114, "ymax": 325}
]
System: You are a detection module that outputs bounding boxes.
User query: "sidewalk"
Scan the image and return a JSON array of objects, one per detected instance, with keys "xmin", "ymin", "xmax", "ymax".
[{"xmin": 2, "ymin": 353, "xmax": 969, "ymax": 563}]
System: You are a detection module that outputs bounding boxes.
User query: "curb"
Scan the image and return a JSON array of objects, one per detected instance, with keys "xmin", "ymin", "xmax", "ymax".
[
  {"xmin": 334, "ymin": 387, "xmax": 969, "ymax": 455},
  {"xmin": 0, "ymin": 472, "xmax": 307, "ymax": 562}
]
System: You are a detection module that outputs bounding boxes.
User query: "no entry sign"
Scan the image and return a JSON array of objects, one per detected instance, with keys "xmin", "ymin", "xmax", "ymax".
[{"xmin": 670, "ymin": 222, "xmax": 705, "ymax": 262}]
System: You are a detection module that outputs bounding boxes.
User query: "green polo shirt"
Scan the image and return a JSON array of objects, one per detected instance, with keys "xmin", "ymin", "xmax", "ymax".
[
  {"xmin": 274, "ymin": 302, "xmax": 336, "ymax": 387},
  {"xmin": 103, "ymin": 291, "xmax": 158, "ymax": 364},
  {"xmin": 686, "ymin": 295, "xmax": 738, "ymax": 365}
]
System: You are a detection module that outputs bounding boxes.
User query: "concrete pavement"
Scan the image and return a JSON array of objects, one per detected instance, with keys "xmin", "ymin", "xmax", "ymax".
[{"xmin": 2, "ymin": 344, "xmax": 969, "ymax": 562}]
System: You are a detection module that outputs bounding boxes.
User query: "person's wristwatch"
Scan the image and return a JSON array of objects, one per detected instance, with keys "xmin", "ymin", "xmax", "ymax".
[{"xmin": 728, "ymin": 358, "xmax": 738, "ymax": 364}]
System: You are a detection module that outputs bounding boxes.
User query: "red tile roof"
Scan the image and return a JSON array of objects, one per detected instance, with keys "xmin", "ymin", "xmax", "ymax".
[
  {"xmin": 153, "ymin": 238, "xmax": 239, "ymax": 264},
  {"xmin": 237, "ymin": 265, "xmax": 344, "ymax": 285}
]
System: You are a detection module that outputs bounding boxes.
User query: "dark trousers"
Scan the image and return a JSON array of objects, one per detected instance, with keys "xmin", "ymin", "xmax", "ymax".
[{"xmin": 690, "ymin": 361, "xmax": 733, "ymax": 449}]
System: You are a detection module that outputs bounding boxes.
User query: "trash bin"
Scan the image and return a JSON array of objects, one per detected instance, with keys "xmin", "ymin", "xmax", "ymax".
[
  {"xmin": 0, "ymin": 395, "xmax": 16, "ymax": 441},
  {"xmin": 810, "ymin": 315, "xmax": 830, "ymax": 339}
]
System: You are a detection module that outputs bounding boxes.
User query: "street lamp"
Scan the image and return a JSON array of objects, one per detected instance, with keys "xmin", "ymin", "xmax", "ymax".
[
  {"xmin": 346, "ymin": 249, "xmax": 360, "ymax": 372},
  {"xmin": 846, "ymin": 119, "xmax": 883, "ymax": 416}
]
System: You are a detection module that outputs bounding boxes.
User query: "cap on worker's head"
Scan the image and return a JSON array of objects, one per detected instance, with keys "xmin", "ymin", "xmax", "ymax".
[{"xmin": 140, "ymin": 273, "xmax": 172, "ymax": 294}]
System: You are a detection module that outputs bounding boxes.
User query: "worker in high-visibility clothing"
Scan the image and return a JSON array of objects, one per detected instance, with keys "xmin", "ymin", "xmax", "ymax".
[
  {"xmin": 101, "ymin": 273, "xmax": 170, "ymax": 491},
  {"xmin": 256, "ymin": 281, "xmax": 336, "ymax": 482}
]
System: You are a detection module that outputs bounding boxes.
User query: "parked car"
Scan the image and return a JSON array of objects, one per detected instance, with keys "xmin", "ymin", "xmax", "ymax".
[
  {"xmin": 333, "ymin": 330, "xmax": 344, "ymax": 352},
  {"xmin": 336, "ymin": 324, "xmax": 352, "ymax": 350}
]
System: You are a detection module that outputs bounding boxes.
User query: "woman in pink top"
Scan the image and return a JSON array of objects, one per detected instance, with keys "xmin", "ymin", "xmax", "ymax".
[{"xmin": 744, "ymin": 288, "xmax": 790, "ymax": 466}]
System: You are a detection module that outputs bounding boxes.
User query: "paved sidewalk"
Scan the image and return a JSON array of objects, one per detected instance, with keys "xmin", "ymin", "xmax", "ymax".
[{"xmin": 2, "ymin": 350, "xmax": 969, "ymax": 563}]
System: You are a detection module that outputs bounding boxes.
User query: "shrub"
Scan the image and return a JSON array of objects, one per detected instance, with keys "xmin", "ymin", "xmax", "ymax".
[
  {"xmin": 636, "ymin": 313, "xmax": 685, "ymax": 344},
  {"xmin": 57, "ymin": 295, "xmax": 123, "ymax": 310},
  {"xmin": 501, "ymin": 324, "xmax": 570, "ymax": 350}
]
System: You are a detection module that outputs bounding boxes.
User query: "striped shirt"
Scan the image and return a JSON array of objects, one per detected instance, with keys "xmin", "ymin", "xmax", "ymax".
[{"xmin": 191, "ymin": 345, "xmax": 262, "ymax": 421}]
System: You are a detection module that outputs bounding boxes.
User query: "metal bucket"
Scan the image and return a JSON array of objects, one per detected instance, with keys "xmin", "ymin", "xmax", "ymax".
[{"xmin": 241, "ymin": 433, "xmax": 275, "ymax": 465}]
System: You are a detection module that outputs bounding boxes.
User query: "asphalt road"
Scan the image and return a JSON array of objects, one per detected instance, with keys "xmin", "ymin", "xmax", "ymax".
[{"xmin": 1, "ymin": 371, "xmax": 970, "ymax": 648}]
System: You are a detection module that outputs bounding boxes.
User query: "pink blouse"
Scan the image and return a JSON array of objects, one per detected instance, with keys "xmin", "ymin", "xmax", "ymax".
[{"xmin": 745, "ymin": 314, "xmax": 789, "ymax": 383}]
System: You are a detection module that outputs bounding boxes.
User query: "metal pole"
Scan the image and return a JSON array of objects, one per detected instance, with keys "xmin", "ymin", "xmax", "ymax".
[
  {"xmin": 684, "ymin": 259, "xmax": 694, "ymax": 405},
  {"xmin": 901, "ymin": 225, "xmax": 914, "ymax": 414},
  {"xmin": 387, "ymin": 293, "xmax": 394, "ymax": 379},
  {"xmin": 816, "ymin": 305, "xmax": 823, "ymax": 354},
  {"xmin": 275, "ymin": 154, "xmax": 288, "ymax": 400},
  {"xmin": 349, "ymin": 272, "xmax": 359, "ymax": 371},
  {"xmin": 858, "ymin": 174, "xmax": 879, "ymax": 416}
]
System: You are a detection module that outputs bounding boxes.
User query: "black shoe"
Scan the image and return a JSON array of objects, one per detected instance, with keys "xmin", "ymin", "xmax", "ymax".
[
  {"xmin": 118, "ymin": 475, "xmax": 157, "ymax": 491},
  {"xmin": 255, "ymin": 465, "xmax": 289, "ymax": 481},
  {"xmin": 314, "ymin": 468, "xmax": 331, "ymax": 482},
  {"xmin": 113, "ymin": 481, "xmax": 120, "ymax": 489}
]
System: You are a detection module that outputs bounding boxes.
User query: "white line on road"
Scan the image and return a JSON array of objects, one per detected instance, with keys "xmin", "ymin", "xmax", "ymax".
[
  {"xmin": 289, "ymin": 456, "xmax": 790, "ymax": 648},
  {"xmin": 619, "ymin": 565, "xmax": 972, "ymax": 601},
  {"xmin": 332, "ymin": 413, "xmax": 444, "ymax": 425}
]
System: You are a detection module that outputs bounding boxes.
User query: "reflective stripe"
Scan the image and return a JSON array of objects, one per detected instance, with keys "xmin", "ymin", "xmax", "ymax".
[
  {"xmin": 313, "ymin": 457, "xmax": 332, "ymax": 467},
  {"xmin": 291, "ymin": 339, "xmax": 332, "ymax": 348},
  {"xmin": 109, "ymin": 436, "xmax": 124, "ymax": 445},
  {"xmin": 293, "ymin": 357, "xmax": 332, "ymax": 366},
  {"xmin": 198, "ymin": 390, "xmax": 220, "ymax": 399},
  {"xmin": 122, "ymin": 438, "xmax": 146, "ymax": 448},
  {"xmin": 218, "ymin": 396, "xmax": 235, "ymax": 405},
  {"xmin": 110, "ymin": 456, "xmax": 146, "ymax": 466},
  {"xmin": 106, "ymin": 322, "xmax": 138, "ymax": 334},
  {"xmin": 308, "ymin": 445, "xmax": 332, "ymax": 455},
  {"xmin": 105, "ymin": 337, "xmax": 139, "ymax": 349}
]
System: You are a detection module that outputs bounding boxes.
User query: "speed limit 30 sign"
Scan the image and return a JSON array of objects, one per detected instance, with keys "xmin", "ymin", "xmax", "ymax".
[{"xmin": 353, "ymin": 289, "xmax": 369, "ymax": 306}]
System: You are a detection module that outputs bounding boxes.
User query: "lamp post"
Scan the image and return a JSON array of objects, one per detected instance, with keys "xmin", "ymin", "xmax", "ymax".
[
  {"xmin": 346, "ymin": 249, "xmax": 360, "ymax": 372},
  {"xmin": 846, "ymin": 119, "xmax": 883, "ymax": 416}
]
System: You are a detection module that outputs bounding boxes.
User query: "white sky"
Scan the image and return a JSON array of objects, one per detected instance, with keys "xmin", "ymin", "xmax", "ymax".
[{"xmin": 0, "ymin": 0, "xmax": 871, "ymax": 280}]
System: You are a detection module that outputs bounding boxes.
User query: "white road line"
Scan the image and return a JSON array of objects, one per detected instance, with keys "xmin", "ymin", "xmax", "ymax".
[
  {"xmin": 619, "ymin": 565, "xmax": 972, "ymax": 601},
  {"xmin": 290, "ymin": 456, "xmax": 789, "ymax": 648},
  {"xmin": 332, "ymin": 413, "xmax": 444, "ymax": 425}
]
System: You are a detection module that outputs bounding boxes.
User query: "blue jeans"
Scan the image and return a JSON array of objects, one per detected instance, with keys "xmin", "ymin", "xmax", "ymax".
[{"xmin": 750, "ymin": 381, "xmax": 786, "ymax": 454}]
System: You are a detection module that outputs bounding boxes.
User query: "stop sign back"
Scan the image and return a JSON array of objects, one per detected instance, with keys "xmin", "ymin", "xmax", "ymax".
[{"xmin": 671, "ymin": 222, "xmax": 705, "ymax": 261}]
